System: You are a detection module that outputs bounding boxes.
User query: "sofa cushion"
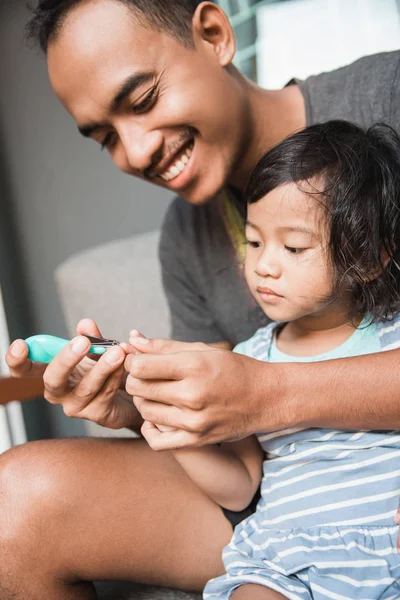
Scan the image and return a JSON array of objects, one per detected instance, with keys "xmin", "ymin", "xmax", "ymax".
[{"xmin": 95, "ymin": 581, "xmax": 202, "ymax": 599}]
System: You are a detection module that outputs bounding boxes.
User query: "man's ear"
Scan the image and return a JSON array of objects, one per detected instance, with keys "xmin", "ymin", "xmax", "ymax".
[{"xmin": 192, "ymin": 2, "xmax": 236, "ymax": 67}]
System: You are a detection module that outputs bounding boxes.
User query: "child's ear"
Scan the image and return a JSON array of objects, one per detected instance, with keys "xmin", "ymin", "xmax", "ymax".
[{"xmin": 364, "ymin": 246, "xmax": 394, "ymax": 282}]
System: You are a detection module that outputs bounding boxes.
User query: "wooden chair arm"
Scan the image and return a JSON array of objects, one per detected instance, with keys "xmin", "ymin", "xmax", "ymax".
[{"xmin": 0, "ymin": 376, "xmax": 44, "ymax": 406}]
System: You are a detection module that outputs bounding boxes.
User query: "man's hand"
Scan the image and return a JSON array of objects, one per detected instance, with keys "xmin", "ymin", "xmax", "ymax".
[
  {"xmin": 6, "ymin": 318, "xmax": 141, "ymax": 431},
  {"xmin": 125, "ymin": 337, "xmax": 285, "ymax": 450}
]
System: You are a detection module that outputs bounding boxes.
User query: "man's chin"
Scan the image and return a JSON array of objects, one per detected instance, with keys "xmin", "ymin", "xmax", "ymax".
[{"xmin": 178, "ymin": 186, "xmax": 221, "ymax": 206}]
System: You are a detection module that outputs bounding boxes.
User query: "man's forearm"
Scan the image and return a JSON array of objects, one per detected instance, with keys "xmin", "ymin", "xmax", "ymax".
[{"xmin": 267, "ymin": 348, "xmax": 400, "ymax": 432}]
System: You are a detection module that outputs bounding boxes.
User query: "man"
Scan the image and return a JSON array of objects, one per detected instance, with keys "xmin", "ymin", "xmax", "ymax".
[{"xmin": 3, "ymin": 1, "xmax": 400, "ymax": 598}]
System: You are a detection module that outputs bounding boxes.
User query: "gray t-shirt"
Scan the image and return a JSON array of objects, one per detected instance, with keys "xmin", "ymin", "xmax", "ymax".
[{"xmin": 159, "ymin": 51, "xmax": 400, "ymax": 346}]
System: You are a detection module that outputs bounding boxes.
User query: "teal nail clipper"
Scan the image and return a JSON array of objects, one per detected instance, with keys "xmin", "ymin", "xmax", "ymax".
[{"xmin": 25, "ymin": 334, "xmax": 120, "ymax": 364}]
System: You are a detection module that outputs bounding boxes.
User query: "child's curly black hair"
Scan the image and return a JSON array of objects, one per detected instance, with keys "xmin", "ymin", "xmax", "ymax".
[{"xmin": 244, "ymin": 120, "xmax": 400, "ymax": 323}]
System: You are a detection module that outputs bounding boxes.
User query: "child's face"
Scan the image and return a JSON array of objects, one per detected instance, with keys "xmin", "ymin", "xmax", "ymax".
[{"xmin": 245, "ymin": 182, "xmax": 337, "ymax": 324}]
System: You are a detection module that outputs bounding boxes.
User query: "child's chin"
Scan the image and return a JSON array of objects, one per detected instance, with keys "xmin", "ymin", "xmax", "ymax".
[{"xmin": 262, "ymin": 306, "xmax": 296, "ymax": 323}]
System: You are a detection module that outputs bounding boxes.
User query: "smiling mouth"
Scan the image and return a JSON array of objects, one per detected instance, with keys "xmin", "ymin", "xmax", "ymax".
[{"xmin": 157, "ymin": 139, "xmax": 194, "ymax": 183}]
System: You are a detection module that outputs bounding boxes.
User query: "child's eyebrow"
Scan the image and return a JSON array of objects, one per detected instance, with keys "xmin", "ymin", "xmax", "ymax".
[
  {"xmin": 245, "ymin": 220, "xmax": 259, "ymax": 230},
  {"xmin": 279, "ymin": 226, "xmax": 317, "ymax": 236},
  {"xmin": 245, "ymin": 221, "xmax": 319, "ymax": 238}
]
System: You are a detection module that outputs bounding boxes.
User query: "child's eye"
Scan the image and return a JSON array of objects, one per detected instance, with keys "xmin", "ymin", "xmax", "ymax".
[
  {"xmin": 285, "ymin": 246, "xmax": 305, "ymax": 254},
  {"xmin": 245, "ymin": 240, "xmax": 261, "ymax": 249}
]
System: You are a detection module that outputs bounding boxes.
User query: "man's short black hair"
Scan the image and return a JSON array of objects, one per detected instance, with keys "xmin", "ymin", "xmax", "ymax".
[
  {"xmin": 26, "ymin": 0, "xmax": 205, "ymax": 53},
  {"xmin": 244, "ymin": 120, "xmax": 400, "ymax": 323}
]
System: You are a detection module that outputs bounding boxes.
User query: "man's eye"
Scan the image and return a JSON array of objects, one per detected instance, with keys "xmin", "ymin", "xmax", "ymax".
[
  {"xmin": 100, "ymin": 132, "xmax": 114, "ymax": 151},
  {"xmin": 285, "ymin": 246, "xmax": 305, "ymax": 254},
  {"xmin": 132, "ymin": 87, "xmax": 157, "ymax": 114}
]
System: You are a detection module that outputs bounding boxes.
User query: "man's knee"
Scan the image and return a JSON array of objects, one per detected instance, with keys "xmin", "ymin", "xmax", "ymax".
[{"xmin": 0, "ymin": 440, "xmax": 72, "ymax": 545}]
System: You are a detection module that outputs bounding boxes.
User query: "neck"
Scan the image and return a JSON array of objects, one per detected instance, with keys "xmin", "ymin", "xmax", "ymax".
[
  {"xmin": 227, "ymin": 69, "xmax": 306, "ymax": 190},
  {"xmin": 277, "ymin": 309, "xmax": 363, "ymax": 357}
]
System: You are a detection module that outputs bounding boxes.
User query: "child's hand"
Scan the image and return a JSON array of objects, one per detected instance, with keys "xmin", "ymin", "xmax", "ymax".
[{"xmin": 141, "ymin": 420, "xmax": 178, "ymax": 444}]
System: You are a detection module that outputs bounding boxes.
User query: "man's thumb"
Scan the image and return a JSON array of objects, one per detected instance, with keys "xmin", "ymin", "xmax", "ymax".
[{"xmin": 76, "ymin": 318, "xmax": 102, "ymax": 338}]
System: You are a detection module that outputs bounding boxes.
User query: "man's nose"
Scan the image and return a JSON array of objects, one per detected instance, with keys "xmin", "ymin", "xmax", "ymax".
[{"xmin": 119, "ymin": 126, "xmax": 163, "ymax": 173}]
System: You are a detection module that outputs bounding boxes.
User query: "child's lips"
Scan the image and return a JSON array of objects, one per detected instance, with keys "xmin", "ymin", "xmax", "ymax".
[{"xmin": 257, "ymin": 286, "xmax": 282, "ymax": 298}]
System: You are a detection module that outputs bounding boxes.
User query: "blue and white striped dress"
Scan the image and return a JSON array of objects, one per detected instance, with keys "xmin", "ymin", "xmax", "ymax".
[{"xmin": 204, "ymin": 315, "xmax": 400, "ymax": 600}]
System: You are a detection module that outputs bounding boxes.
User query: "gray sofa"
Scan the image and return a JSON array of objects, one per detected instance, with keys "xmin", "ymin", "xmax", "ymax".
[{"xmin": 55, "ymin": 230, "xmax": 202, "ymax": 600}]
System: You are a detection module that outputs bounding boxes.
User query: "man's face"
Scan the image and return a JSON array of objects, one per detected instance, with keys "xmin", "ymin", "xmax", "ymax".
[{"xmin": 47, "ymin": 0, "xmax": 248, "ymax": 204}]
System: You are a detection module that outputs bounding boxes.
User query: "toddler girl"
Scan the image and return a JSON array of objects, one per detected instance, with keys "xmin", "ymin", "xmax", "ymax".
[{"xmin": 168, "ymin": 120, "xmax": 400, "ymax": 599}]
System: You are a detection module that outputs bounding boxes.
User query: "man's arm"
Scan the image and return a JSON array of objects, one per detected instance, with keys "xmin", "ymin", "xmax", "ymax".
[
  {"xmin": 282, "ymin": 348, "xmax": 400, "ymax": 431},
  {"xmin": 126, "ymin": 338, "xmax": 400, "ymax": 450}
]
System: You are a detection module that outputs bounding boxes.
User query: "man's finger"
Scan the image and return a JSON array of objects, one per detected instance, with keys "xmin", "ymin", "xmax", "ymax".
[
  {"xmin": 127, "ymin": 375, "xmax": 188, "ymax": 405},
  {"xmin": 65, "ymin": 363, "xmax": 125, "ymax": 418},
  {"xmin": 129, "ymin": 336, "xmax": 207, "ymax": 356},
  {"xmin": 125, "ymin": 352, "xmax": 189, "ymax": 381},
  {"xmin": 43, "ymin": 336, "xmax": 91, "ymax": 397},
  {"xmin": 6, "ymin": 340, "xmax": 46, "ymax": 377},
  {"xmin": 64, "ymin": 344, "xmax": 126, "ymax": 408},
  {"xmin": 134, "ymin": 396, "xmax": 187, "ymax": 427}
]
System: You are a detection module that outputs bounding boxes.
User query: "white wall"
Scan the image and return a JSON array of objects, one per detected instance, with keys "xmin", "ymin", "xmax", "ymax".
[{"xmin": 257, "ymin": 0, "xmax": 400, "ymax": 89}]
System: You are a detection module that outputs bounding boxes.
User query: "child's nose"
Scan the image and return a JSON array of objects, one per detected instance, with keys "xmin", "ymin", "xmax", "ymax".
[{"xmin": 256, "ymin": 249, "xmax": 281, "ymax": 278}]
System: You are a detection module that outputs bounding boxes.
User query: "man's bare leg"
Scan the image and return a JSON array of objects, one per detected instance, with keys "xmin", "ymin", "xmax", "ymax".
[
  {"xmin": 231, "ymin": 584, "xmax": 288, "ymax": 599},
  {"xmin": 0, "ymin": 438, "xmax": 233, "ymax": 600}
]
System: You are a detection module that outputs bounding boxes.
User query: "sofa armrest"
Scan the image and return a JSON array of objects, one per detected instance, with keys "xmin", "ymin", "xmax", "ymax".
[{"xmin": 0, "ymin": 376, "xmax": 44, "ymax": 405}]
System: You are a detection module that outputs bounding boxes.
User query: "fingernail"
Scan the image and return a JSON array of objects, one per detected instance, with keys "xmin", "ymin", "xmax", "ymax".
[
  {"xmin": 105, "ymin": 346, "xmax": 122, "ymax": 364},
  {"xmin": 71, "ymin": 336, "xmax": 89, "ymax": 354},
  {"xmin": 130, "ymin": 329, "xmax": 139, "ymax": 337},
  {"xmin": 132, "ymin": 337, "xmax": 149, "ymax": 345},
  {"xmin": 10, "ymin": 341, "xmax": 24, "ymax": 357},
  {"xmin": 394, "ymin": 513, "xmax": 400, "ymax": 525}
]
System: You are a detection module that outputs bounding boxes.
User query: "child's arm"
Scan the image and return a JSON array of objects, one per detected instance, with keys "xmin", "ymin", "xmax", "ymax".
[{"xmin": 172, "ymin": 435, "xmax": 263, "ymax": 512}]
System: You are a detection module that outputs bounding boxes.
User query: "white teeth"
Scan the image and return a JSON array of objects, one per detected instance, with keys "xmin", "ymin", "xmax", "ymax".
[{"xmin": 159, "ymin": 144, "xmax": 193, "ymax": 182}]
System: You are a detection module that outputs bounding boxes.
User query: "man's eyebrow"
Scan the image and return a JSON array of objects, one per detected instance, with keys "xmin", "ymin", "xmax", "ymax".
[
  {"xmin": 78, "ymin": 123, "xmax": 101, "ymax": 138},
  {"xmin": 109, "ymin": 71, "xmax": 155, "ymax": 113},
  {"xmin": 77, "ymin": 71, "xmax": 156, "ymax": 139}
]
